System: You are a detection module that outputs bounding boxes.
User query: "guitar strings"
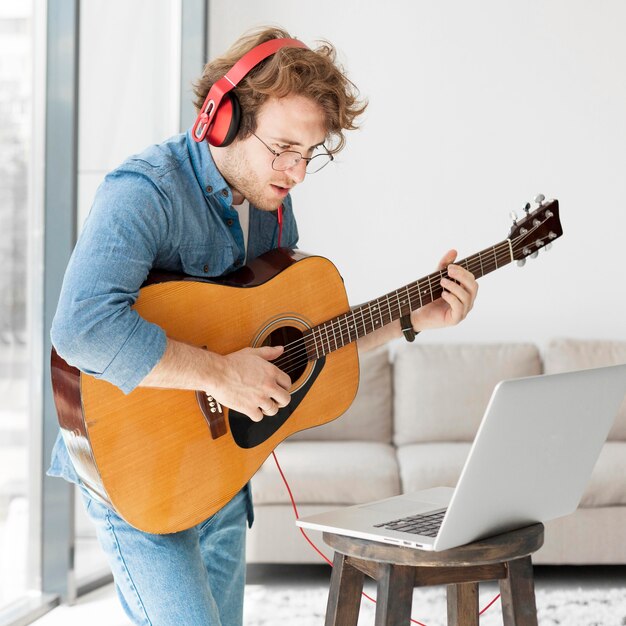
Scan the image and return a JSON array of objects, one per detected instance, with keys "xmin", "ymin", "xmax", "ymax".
[
  {"xmin": 271, "ymin": 252, "xmax": 500, "ymax": 377},
  {"xmin": 272, "ymin": 253, "xmax": 505, "ymax": 377},
  {"xmin": 272, "ymin": 238, "xmax": 515, "ymax": 369},
  {"xmin": 272, "ymin": 235, "xmax": 535, "ymax": 377},
  {"xmin": 274, "ymin": 241, "xmax": 512, "ymax": 372},
  {"xmin": 274, "ymin": 263, "xmax": 495, "ymax": 377},
  {"xmin": 270, "ymin": 220, "xmax": 553, "ymax": 377}
]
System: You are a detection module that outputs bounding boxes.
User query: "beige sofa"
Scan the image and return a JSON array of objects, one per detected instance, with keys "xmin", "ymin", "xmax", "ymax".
[{"xmin": 247, "ymin": 338, "xmax": 626, "ymax": 565}]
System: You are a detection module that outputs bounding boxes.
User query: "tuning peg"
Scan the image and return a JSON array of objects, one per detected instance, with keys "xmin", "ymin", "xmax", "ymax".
[
  {"xmin": 534, "ymin": 194, "xmax": 545, "ymax": 205},
  {"xmin": 510, "ymin": 211, "xmax": 518, "ymax": 225},
  {"xmin": 544, "ymin": 243, "xmax": 553, "ymax": 251},
  {"xmin": 517, "ymin": 259, "xmax": 526, "ymax": 267},
  {"xmin": 523, "ymin": 202, "xmax": 531, "ymax": 215},
  {"xmin": 530, "ymin": 251, "xmax": 539, "ymax": 259}
]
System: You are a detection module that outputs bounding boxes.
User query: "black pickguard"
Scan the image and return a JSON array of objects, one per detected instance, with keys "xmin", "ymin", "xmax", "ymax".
[{"xmin": 228, "ymin": 357, "xmax": 325, "ymax": 449}]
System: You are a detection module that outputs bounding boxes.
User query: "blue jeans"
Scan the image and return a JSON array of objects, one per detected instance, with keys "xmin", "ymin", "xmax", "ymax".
[{"xmin": 79, "ymin": 485, "xmax": 253, "ymax": 626}]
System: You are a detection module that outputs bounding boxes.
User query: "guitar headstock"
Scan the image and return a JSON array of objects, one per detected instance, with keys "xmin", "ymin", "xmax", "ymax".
[{"xmin": 509, "ymin": 195, "xmax": 563, "ymax": 265}]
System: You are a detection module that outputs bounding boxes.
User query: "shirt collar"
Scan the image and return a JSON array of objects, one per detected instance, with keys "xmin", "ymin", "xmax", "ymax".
[{"xmin": 185, "ymin": 129, "xmax": 233, "ymax": 207}]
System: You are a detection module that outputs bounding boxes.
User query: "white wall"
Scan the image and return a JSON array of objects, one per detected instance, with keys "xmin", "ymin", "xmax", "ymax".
[{"xmin": 209, "ymin": 0, "xmax": 626, "ymax": 346}]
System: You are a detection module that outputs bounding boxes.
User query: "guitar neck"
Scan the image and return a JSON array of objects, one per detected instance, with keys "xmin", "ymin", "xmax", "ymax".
[{"xmin": 306, "ymin": 238, "xmax": 514, "ymax": 358}]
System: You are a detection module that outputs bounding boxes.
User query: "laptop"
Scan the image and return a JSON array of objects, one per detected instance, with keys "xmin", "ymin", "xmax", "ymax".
[{"xmin": 296, "ymin": 363, "xmax": 626, "ymax": 551}]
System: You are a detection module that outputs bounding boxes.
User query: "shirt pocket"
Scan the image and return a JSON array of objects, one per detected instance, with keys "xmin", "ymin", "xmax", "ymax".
[{"xmin": 179, "ymin": 243, "xmax": 235, "ymax": 278}]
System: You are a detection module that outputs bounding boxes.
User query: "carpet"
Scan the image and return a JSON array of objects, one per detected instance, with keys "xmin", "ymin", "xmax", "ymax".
[{"xmin": 243, "ymin": 584, "xmax": 626, "ymax": 626}]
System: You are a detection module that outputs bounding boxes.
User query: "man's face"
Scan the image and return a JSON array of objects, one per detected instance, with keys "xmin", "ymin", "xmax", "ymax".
[{"xmin": 211, "ymin": 94, "xmax": 327, "ymax": 210}]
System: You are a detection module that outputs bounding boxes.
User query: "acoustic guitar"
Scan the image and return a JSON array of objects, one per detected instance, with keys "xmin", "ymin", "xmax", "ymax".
[{"xmin": 51, "ymin": 197, "xmax": 563, "ymax": 534}]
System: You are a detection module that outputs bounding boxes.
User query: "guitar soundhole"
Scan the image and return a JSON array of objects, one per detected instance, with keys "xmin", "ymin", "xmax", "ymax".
[{"xmin": 262, "ymin": 326, "xmax": 307, "ymax": 382}]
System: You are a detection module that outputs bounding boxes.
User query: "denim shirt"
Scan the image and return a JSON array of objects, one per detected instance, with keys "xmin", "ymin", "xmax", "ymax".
[{"xmin": 48, "ymin": 129, "xmax": 298, "ymax": 484}]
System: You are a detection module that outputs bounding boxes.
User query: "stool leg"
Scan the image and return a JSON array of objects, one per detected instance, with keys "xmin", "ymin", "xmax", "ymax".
[
  {"xmin": 447, "ymin": 582, "xmax": 479, "ymax": 626},
  {"xmin": 374, "ymin": 563, "xmax": 414, "ymax": 626},
  {"xmin": 325, "ymin": 552, "xmax": 364, "ymax": 626},
  {"xmin": 500, "ymin": 556, "xmax": 539, "ymax": 626}
]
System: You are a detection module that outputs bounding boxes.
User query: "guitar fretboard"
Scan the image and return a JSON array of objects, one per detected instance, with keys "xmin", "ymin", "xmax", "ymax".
[{"xmin": 305, "ymin": 239, "xmax": 514, "ymax": 359}]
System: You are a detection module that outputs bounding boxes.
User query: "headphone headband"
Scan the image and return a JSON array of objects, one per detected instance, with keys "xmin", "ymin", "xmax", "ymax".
[{"xmin": 192, "ymin": 38, "xmax": 308, "ymax": 143}]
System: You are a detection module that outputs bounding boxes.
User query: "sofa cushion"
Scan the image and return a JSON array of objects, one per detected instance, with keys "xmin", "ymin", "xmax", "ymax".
[
  {"xmin": 393, "ymin": 343, "xmax": 542, "ymax": 444},
  {"xmin": 397, "ymin": 441, "xmax": 626, "ymax": 509},
  {"xmin": 289, "ymin": 346, "xmax": 392, "ymax": 443},
  {"xmin": 396, "ymin": 443, "xmax": 471, "ymax": 493},
  {"xmin": 544, "ymin": 338, "xmax": 626, "ymax": 440},
  {"xmin": 580, "ymin": 442, "xmax": 626, "ymax": 507},
  {"xmin": 251, "ymin": 441, "xmax": 400, "ymax": 505}
]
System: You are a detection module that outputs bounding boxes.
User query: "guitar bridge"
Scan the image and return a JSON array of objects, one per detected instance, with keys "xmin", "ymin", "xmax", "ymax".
[{"xmin": 196, "ymin": 391, "xmax": 227, "ymax": 439}]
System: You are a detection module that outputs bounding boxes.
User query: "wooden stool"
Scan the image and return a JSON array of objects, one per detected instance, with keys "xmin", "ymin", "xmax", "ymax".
[{"xmin": 323, "ymin": 523, "xmax": 544, "ymax": 626}]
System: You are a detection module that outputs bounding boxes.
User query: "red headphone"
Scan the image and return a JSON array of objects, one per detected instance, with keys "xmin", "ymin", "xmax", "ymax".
[{"xmin": 192, "ymin": 38, "xmax": 308, "ymax": 147}]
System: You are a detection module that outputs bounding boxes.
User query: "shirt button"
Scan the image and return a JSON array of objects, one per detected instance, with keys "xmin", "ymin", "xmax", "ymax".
[
  {"xmin": 221, "ymin": 189, "xmax": 229, "ymax": 197},
  {"xmin": 206, "ymin": 185, "xmax": 213, "ymax": 193},
  {"xmin": 226, "ymin": 218, "xmax": 234, "ymax": 227},
  {"xmin": 203, "ymin": 264, "xmax": 209, "ymax": 273}
]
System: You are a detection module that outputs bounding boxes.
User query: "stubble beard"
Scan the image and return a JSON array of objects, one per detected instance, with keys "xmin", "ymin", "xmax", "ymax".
[{"xmin": 219, "ymin": 144, "xmax": 282, "ymax": 211}]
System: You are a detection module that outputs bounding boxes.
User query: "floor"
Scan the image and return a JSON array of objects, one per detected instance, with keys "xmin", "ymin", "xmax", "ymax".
[{"xmin": 29, "ymin": 564, "xmax": 626, "ymax": 625}]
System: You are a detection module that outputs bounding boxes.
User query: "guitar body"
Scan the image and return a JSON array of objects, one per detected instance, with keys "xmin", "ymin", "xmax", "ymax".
[
  {"xmin": 51, "ymin": 197, "xmax": 564, "ymax": 535},
  {"xmin": 52, "ymin": 249, "xmax": 359, "ymax": 534}
]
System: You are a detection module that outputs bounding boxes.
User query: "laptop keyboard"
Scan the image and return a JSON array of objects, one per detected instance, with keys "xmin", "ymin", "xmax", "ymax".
[{"xmin": 373, "ymin": 509, "xmax": 447, "ymax": 538}]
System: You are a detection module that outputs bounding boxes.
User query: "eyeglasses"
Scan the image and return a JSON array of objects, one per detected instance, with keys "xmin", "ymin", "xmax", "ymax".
[{"xmin": 252, "ymin": 133, "xmax": 334, "ymax": 174}]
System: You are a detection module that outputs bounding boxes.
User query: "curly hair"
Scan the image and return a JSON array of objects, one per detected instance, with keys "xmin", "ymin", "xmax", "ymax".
[{"xmin": 192, "ymin": 26, "xmax": 367, "ymax": 153}]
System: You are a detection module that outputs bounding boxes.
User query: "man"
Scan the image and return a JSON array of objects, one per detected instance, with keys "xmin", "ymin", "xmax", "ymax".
[{"xmin": 49, "ymin": 26, "xmax": 478, "ymax": 626}]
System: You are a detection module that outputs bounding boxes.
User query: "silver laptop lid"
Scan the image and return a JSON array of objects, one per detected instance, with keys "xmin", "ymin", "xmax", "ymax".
[{"xmin": 434, "ymin": 363, "xmax": 626, "ymax": 551}]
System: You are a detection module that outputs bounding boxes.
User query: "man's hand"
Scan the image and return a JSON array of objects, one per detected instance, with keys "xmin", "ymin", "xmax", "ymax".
[
  {"xmin": 207, "ymin": 346, "xmax": 292, "ymax": 422},
  {"xmin": 140, "ymin": 340, "xmax": 291, "ymax": 422},
  {"xmin": 410, "ymin": 249, "xmax": 478, "ymax": 332}
]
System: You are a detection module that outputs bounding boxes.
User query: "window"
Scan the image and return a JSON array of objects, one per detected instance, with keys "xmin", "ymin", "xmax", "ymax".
[{"xmin": 0, "ymin": 0, "xmax": 34, "ymax": 614}]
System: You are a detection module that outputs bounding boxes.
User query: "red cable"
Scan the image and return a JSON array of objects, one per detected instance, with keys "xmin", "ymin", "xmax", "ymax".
[
  {"xmin": 479, "ymin": 592, "xmax": 501, "ymax": 615},
  {"xmin": 277, "ymin": 204, "xmax": 283, "ymax": 248},
  {"xmin": 270, "ymin": 205, "xmax": 500, "ymax": 618},
  {"xmin": 271, "ymin": 451, "xmax": 501, "ymax": 624}
]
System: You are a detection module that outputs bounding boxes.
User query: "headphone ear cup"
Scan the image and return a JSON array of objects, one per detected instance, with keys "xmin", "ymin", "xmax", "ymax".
[{"xmin": 207, "ymin": 93, "xmax": 241, "ymax": 147}]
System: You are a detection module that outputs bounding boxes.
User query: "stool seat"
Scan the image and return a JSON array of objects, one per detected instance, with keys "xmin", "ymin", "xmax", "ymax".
[{"xmin": 323, "ymin": 523, "xmax": 544, "ymax": 626}]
